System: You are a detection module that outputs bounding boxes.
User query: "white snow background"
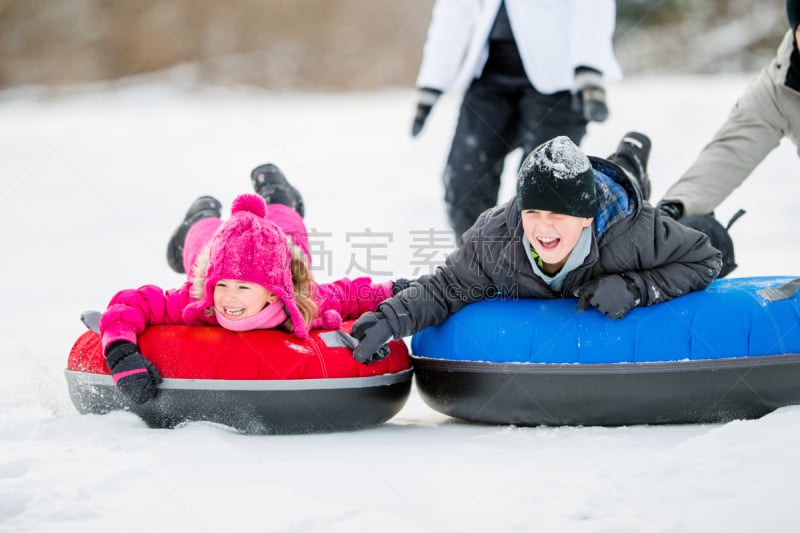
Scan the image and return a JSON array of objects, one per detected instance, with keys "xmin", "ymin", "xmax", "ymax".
[{"xmin": 2, "ymin": 74, "xmax": 800, "ymax": 532}]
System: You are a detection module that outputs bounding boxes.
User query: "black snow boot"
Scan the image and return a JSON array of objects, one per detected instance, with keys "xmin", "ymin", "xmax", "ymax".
[
  {"xmin": 610, "ymin": 131, "xmax": 652, "ymax": 201},
  {"xmin": 166, "ymin": 195, "xmax": 222, "ymax": 274},
  {"xmin": 250, "ymin": 163, "xmax": 305, "ymax": 218}
]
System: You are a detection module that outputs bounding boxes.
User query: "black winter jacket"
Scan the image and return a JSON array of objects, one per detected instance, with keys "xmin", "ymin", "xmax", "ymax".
[{"xmin": 381, "ymin": 157, "xmax": 722, "ymax": 337}]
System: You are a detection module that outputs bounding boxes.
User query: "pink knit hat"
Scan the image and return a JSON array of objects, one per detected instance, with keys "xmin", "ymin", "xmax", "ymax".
[{"xmin": 188, "ymin": 193, "xmax": 310, "ymax": 338}]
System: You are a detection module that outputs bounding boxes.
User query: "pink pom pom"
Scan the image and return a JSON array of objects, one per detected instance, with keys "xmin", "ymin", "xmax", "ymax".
[{"xmin": 230, "ymin": 194, "xmax": 267, "ymax": 218}]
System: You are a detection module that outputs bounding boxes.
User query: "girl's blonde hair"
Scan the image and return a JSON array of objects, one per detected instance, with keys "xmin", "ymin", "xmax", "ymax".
[
  {"xmin": 191, "ymin": 237, "xmax": 318, "ymax": 334},
  {"xmin": 285, "ymin": 240, "xmax": 318, "ymax": 330}
]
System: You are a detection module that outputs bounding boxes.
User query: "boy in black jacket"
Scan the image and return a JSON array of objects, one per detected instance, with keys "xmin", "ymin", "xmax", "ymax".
[{"xmin": 352, "ymin": 134, "xmax": 722, "ymax": 363}]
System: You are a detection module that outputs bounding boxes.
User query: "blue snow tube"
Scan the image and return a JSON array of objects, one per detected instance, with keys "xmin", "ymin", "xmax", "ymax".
[{"xmin": 411, "ymin": 276, "xmax": 800, "ymax": 425}]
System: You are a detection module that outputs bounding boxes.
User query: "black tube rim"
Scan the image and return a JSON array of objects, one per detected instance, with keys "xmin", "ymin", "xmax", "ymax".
[{"xmin": 410, "ymin": 353, "xmax": 800, "ymax": 375}]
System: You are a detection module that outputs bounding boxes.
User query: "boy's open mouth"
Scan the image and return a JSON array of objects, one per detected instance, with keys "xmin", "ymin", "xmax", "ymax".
[{"xmin": 537, "ymin": 236, "xmax": 560, "ymax": 250}]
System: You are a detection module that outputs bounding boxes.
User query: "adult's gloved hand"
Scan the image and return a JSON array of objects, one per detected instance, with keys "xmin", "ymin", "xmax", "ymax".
[
  {"xmin": 572, "ymin": 68, "xmax": 608, "ymax": 123},
  {"xmin": 576, "ymin": 275, "xmax": 641, "ymax": 319},
  {"xmin": 411, "ymin": 88, "xmax": 442, "ymax": 137},
  {"xmin": 350, "ymin": 312, "xmax": 394, "ymax": 364},
  {"xmin": 657, "ymin": 200, "xmax": 684, "ymax": 220},
  {"xmin": 105, "ymin": 340, "xmax": 162, "ymax": 404}
]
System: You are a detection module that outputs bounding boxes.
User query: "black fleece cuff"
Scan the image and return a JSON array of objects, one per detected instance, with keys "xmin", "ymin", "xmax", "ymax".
[
  {"xmin": 105, "ymin": 340, "xmax": 138, "ymax": 366},
  {"xmin": 620, "ymin": 273, "xmax": 644, "ymax": 306}
]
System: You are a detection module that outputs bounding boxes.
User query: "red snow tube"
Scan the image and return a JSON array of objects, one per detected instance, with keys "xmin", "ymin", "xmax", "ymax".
[{"xmin": 66, "ymin": 322, "xmax": 412, "ymax": 434}]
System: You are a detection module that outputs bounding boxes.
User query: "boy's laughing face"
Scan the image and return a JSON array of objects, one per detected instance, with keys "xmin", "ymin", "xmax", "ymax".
[{"xmin": 521, "ymin": 210, "xmax": 593, "ymax": 275}]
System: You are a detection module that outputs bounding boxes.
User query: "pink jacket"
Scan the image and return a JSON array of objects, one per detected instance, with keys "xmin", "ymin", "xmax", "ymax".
[{"xmin": 99, "ymin": 277, "xmax": 392, "ymax": 351}]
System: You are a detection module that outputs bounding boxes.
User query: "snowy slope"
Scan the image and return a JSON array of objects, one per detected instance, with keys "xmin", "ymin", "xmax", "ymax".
[{"xmin": 1, "ymin": 76, "xmax": 800, "ymax": 532}]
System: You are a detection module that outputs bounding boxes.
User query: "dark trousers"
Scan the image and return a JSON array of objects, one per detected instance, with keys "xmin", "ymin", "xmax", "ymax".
[{"xmin": 444, "ymin": 78, "xmax": 587, "ymax": 239}]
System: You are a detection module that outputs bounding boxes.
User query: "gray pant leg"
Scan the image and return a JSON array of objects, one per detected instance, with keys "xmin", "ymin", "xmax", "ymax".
[{"xmin": 663, "ymin": 34, "xmax": 797, "ymax": 215}]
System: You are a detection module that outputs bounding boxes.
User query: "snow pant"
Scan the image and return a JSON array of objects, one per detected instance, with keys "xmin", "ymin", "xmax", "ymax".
[
  {"xmin": 659, "ymin": 30, "xmax": 800, "ymax": 278},
  {"xmin": 444, "ymin": 78, "xmax": 587, "ymax": 239},
  {"xmin": 662, "ymin": 29, "xmax": 800, "ymax": 216},
  {"xmin": 182, "ymin": 204, "xmax": 310, "ymax": 274}
]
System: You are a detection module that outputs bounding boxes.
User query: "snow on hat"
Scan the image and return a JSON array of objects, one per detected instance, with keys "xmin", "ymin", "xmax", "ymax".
[
  {"xmin": 516, "ymin": 136, "xmax": 597, "ymax": 218},
  {"xmin": 190, "ymin": 193, "xmax": 309, "ymax": 338}
]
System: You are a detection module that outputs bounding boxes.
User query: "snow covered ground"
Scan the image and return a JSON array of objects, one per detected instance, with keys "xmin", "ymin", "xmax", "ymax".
[{"xmin": 2, "ymin": 75, "xmax": 800, "ymax": 532}]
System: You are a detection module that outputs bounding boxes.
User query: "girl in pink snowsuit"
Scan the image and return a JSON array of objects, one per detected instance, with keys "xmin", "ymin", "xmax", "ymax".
[{"xmin": 99, "ymin": 191, "xmax": 395, "ymax": 404}]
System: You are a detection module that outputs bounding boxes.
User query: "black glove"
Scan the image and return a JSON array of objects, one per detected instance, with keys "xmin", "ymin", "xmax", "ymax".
[
  {"xmin": 411, "ymin": 88, "xmax": 442, "ymax": 137},
  {"xmin": 572, "ymin": 68, "xmax": 608, "ymax": 123},
  {"xmin": 391, "ymin": 278, "xmax": 412, "ymax": 296},
  {"xmin": 576, "ymin": 275, "xmax": 641, "ymax": 319},
  {"xmin": 350, "ymin": 312, "xmax": 394, "ymax": 364},
  {"xmin": 657, "ymin": 200, "xmax": 684, "ymax": 220},
  {"xmin": 105, "ymin": 341, "xmax": 162, "ymax": 404}
]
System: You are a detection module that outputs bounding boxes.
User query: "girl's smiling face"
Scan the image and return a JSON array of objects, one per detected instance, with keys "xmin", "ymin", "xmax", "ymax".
[
  {"xmin": 521, "ymin": 209, "xmax": 593, "ymax": 275},
  {"xmin": 213, "ymin": 279, "xmax": 278, "ymax": 320}
]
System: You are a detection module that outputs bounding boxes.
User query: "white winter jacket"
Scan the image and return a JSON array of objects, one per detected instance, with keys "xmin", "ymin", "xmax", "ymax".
[{"xmin": 416, "ymin": 0, "xmax": 622, "ymax": 94}]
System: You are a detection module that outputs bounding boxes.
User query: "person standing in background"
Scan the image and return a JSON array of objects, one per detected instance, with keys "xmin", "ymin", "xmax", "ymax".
[{"xmin": 411, "ymin": 0, "xmax": 622, "ymax": 240}]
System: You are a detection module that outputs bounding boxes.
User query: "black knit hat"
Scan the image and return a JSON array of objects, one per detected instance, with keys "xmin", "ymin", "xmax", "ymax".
[{"xmin": 516, "ymin": 136, "xmax": 597, "ymax": 217}]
